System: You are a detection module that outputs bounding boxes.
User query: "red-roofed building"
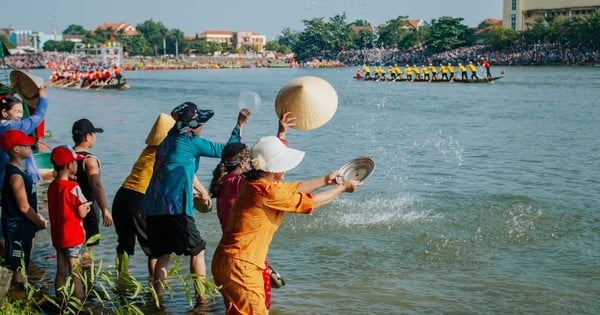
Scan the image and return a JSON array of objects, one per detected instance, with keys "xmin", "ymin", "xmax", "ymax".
[
  {"xmin": 401, "ymin": 19, "xmax": 424, "ymax": 30},
  {"xmin": 93, "ymin": 22, "xmax": 138, "ymax": 36},
  {"xmin": 475, "ymin": 18, "xmax": 504, "ymax": 36}
]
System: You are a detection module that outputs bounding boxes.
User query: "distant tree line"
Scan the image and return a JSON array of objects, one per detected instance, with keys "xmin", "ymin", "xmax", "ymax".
[{"xmin": 42, "ymin": 10, "xmax": 600, "ymax": 61}]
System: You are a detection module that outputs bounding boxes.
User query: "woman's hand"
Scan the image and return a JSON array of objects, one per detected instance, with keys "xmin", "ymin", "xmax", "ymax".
[
  {"xmin": 325, "ymin": 171, "xmax": 343, "ymax": 185},
  {"xmin": 342, "ymin": 179, "xmax": 362, "ymax": 192},
  {"xmin": 278, "ymin": 111, "xmax": 296, "ymax": 138},
  {"xmin": 237, "ymin": 108, "xmax": 251, "ymax": 129},
  {"xmin": 39, "ymin": 86, "xmax": 48, "ymax": 98}
]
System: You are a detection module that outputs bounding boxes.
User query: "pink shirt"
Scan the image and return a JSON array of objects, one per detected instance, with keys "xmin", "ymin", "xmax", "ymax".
[{"xmin": 216, "ymin": 172, "xmax": 243, "ymax": 231}]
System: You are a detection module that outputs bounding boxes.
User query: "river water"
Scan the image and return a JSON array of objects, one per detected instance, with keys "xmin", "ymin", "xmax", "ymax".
[{"xmin": 26, "ymin": 66, "xmax": 599, "ymax": 314}]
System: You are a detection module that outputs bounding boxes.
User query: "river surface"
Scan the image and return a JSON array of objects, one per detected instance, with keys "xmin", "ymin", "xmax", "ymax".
[{"xmin": 25, "ymin": 66, "xmax": 600, "ymax": 314}]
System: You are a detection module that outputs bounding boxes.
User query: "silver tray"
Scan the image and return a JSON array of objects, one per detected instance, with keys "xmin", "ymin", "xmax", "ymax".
[{"xmin": 335, "ymin": 157, "xmax": 375, "ymax": 184}]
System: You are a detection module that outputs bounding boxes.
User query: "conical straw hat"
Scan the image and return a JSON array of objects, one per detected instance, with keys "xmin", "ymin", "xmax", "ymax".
[
  {"xmin": 274, "ymin": 76, "xmax": 338, "ymax": 130},
  {"xmin": 10, "ymin": 70, "xmax": 45, "ymax": 108},
  {"xmin": 145, "ymin": 113, "xmax": 176, "ymax": 146}
]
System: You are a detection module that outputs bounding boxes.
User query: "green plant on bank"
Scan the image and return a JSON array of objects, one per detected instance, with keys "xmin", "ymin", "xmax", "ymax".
[
  {"xmin": 0, "ymin": 254, "xmax": 45, "ymax": 314},
  {"xmin": 1, "ymin": 234, "xmax": 219, "ymax": 314}
]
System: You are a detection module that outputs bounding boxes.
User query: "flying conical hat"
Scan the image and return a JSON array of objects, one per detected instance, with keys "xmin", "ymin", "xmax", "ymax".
[
  {"xmin": 274, "ymin": 76, "xmax": 338, "ymax": 130},
  {"xmin": 10, "ymin": 70, "xmax": 44, "ymax": 108},
  {"xmin": 145, "ymin": 113, "xmax": 176, "ymax": 146}
]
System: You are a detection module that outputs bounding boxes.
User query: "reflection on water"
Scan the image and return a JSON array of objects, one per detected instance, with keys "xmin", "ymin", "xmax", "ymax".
[{"xmin": 20, "ymin": 66, "xmax": 600, "ymax": 314}]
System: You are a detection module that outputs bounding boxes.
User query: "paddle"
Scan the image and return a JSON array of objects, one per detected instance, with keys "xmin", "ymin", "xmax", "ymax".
[{"xmin": 83, "ymin": 79, "xmax": 100, "ymax": 89}]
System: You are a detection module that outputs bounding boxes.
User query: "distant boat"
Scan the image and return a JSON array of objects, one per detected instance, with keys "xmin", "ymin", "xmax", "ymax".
[
  {"xmin": 354, "ymin": 75, "xmax": 504, "ymax": 84},
  {"xmin": 48, "ymin": 79, "xmax": 129, "ymax": 90}
]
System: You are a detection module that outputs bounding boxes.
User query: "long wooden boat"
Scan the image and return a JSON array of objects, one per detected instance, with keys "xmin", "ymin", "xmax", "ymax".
[
  {"xmin": 354, "ymin": 75, "xmax": 504, "ymax": 84},
  {"xmin": 48, "ymin": 78, "xmax": 129, "ymax": 90}
]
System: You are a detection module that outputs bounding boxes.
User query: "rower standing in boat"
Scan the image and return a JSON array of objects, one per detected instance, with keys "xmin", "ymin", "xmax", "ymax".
[
  {"xmin": 468, "ymin": 61, "xmax": 478, "ymax": 80},
  {"xmin": 428, "ymin": 64, "xmax": 438, "ymax": 81},
  {"xmin": 394, "ymin": 65, "xmax": 403, "ymax": 81},
  {"xmin": 405, "ymin": 65, "xmax": 413, "ymax": 81},
  {"xmin": 362, "ymin": 65, "xmax": 372, "ymax": 80},
  {"xmin": 412, "ymin": 65, "xmax": 421, "ymax": 80},
  {"xmin": 440, "ymin": 64, "xmax": 448, "ymax": 80},
  {"xmin": 421, "ymin": 65, "xmax": 430, "ymax": 80},
  {"xmin": 388, "ymin": 66, "xmax": 396, "ymax": 81},
  {"xmin": 481, "ymin": 57, "xmax": 492, "ymax": 78},
  {"xmin": 459, "ymin": 63, "xmax": 468, "ymax": 80},
  {"xmin": 447, "ymin": 63, "xmax": 455, "ymax": 80}
]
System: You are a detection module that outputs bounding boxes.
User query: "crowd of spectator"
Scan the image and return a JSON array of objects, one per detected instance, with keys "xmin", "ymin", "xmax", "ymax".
[
  {"xmin": 324, "ymin": 43, "xmax": 600, "ymax": 67},
  {"xmin": 2, "ymin": 43, "xmax": 599, "ymax": 70}
]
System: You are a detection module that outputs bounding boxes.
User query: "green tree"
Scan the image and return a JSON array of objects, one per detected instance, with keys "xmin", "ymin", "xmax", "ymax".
[
  {"xmin": 62, "ymin": 24, "xmax": 88, "ymax": 36},
  {"xmin": 42, "ymin": 40, "xmax": 74, "ymax": 52},
  {"xmin": 484, "ymin": 27, "xmax": 520, "ymax": 49},
  {"xmin": 136, "ymin": 19, "xmax": 169, "ymax": 55},
  {"xmin": 424, "ymin": 16, "xmax": 475, "ymax": 53},
  {"xmin": 570, "ymin": 9, "xmax": 600, "ymax": 49},
  {"xmin": 295, "ymin": 17, "xmax": 330, "ymax": 61},
  {"xmin": 277, "ymin": 27, "xmax": 299, "ymax": 53},
  {"xmin": 328, "ymin": 13, "xmax": 355, "ymax": 50},
  {"xmin": 376, "ymin": 16, "xmax": 417, "ymax": 49},
  {"xmin": 166, "ymin": 28, "xmax": 185, "ymax": 55},
  {"xmin": 354, "ymin": 28, "xmax": 376, "ymax": 48},
  {"xmin": 522, "ymin": 17, "xmax": 551, "ymax": 43},
  {"xmin": 121, "ymin": 35, "xmax": 152, "ymax": 55}
]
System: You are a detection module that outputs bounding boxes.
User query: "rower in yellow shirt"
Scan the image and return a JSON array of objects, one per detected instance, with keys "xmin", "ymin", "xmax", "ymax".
[
  {"xmin": 447, "ymin": 63, "xmax": 455, "ymax": 80},
  {"xmin": 363, "ymin": 65, "xmax": 371, "ymax": 80},
  {"xmin": 458, "ymin": 63, "xmax": 468, "ymax": 80},
  {"xmin": 468, "ymin": 61, "xmax": 478, "ymax": 80},
  {"xmin": 440, "ymin": 64, "xmax": 448, "ymax": 80},
  {"xmin": 388, "ymin": 66, "xmax": 396, "ymax": 81},
  {"xmin": 412, "ymin": 65, "xmax": 421, "ymax": 80},
  {"xmin": 428, "ymin": 64, "xmax": 437, "ymax": 80},
  {"xmin": 421, "ymin": 65, "xmax": 430, "ymax": 80},
  {"xmin": 393, "ymin": 65, "xmax": 403, "ymax": 81},
  {"xmin": 405, "ymin": 65, "xmax": 413, "ymax": 81}
]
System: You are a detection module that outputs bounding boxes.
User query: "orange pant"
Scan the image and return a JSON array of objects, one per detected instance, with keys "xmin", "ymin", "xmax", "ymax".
[{"xmin": 212, "ymin": 252, "xmax": 267, "ymax": 315}]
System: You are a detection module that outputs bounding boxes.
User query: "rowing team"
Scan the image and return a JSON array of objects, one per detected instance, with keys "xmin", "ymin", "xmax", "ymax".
[
  {"xmin": 49, "ymin": 66, "xmax": 124, "ymax": 87},
  {"xmin": 357, "ymin": 59, "xmax": 492, "ymax": 81}
]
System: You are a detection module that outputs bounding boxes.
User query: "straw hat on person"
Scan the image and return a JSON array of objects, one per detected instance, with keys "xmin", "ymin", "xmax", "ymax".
[
  {"xmin": 274, "ymin": 76, "xmax": 338, "ymax": 130},
  {"xmin": 9, "ymin": 70, "xmax": 44, "ymax": 108},
  {"xmin": 145, "ymin": 113, "xmax": 176, "ymax": 146},
  {"xmin": 250, "ymin": 136, "xmax": 305, "ymax": 173}
]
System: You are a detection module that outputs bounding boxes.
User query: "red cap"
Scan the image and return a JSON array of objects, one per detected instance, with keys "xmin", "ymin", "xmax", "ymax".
[
  {"xmin": 50, "ymin": 145, "xmax": 84, "ymax": 167},
  {"xmin": 0, "ymin": 130, "xmax": 37, "ymax": 152}
]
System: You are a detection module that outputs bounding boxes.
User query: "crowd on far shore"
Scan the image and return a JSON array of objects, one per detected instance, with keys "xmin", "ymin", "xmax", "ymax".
[
  {"xmin": 2, "ymin": 42, "xmax": 599, "ymax": 70},
  {"xmin": 332, "ymin": 43, "xmax": 599, "ymax": 67}
]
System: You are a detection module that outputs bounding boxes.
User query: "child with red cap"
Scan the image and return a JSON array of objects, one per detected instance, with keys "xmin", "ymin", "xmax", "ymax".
[
  {"xmin": 0, "ymin": 130, "xmax": 48, "ymax": 285},
  {"xmin": 47, "ymin": 145, "xmax": 92, "ymax": 300}
]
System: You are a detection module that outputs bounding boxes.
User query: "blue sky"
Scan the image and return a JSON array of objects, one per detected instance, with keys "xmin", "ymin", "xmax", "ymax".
[{"xmin": 2, "ymin": 0, "xmax": 503, "ymax": 40}]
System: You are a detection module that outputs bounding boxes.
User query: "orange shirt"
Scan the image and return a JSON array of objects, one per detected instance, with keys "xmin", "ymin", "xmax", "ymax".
[{"xmin": 217, "ymin": 179, "xmax": 315, "ymax": 268}]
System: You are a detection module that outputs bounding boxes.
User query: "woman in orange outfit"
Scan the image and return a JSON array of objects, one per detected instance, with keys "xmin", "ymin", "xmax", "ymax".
[{"xmin": 211, "ymin": 136, "xmax": 361, "ymax": 315}]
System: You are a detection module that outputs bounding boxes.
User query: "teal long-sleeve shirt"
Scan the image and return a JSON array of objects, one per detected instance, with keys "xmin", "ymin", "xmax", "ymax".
[{"xmin": 144, "ymin": 126, "xmax": 241, "ymax": 217}]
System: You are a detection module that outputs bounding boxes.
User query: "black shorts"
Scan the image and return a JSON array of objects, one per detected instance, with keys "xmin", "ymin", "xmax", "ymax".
[
  {"xmin": 83, "ymin": 201, "xmax": 100, "ymax": 246},
  {"xmin": 112, "ymin": 187, "xmax": 151, "ymax": 256},
  {"xmin": 3, "ymin": 219, "xmax": 35, "ymax": 271},
  {"xmin": 146, "ymin": 214, "xmax": 206, "ymax": 258}
]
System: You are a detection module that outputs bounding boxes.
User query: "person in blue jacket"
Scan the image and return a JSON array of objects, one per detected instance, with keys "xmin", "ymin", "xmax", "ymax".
[
  {"xmin": 0, "ymin": 87, "xmax": 48, "ymax": 251},
  {"xmin": 144, "ymin": 101, "xmax": 250, "ymax": 305}
]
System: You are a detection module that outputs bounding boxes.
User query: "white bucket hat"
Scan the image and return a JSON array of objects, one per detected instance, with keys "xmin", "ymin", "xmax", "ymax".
[
  {"xmin": 250, "ymin": 136, "xmax": 305, "ymax": 173},
  {"xmin": 274, "ymin": 76, "xmax": 338, "ymax": 130}
]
